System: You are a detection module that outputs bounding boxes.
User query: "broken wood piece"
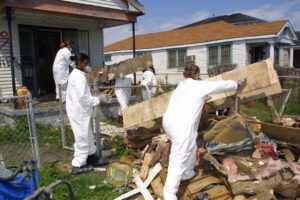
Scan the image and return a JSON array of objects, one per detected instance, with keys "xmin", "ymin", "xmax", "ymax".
[
  {"xmin": 205, "ymin": 185, "xmax": 231, "ymax": 200},
  {"xmin": 261, "ymin": 122, "xmax": 300, "ymax": 145},
  {"xmin": 159, "ymin": 168, "xmax": 168, "ymax": 185},
  {"xmin": 124, "ymin": 59, "xmax": 282, "ymax": 129},
  {"xmin": 149, "ymin": 142, "xmax": 170, "ymax": 168},
  {"xmin": 150, "ymin": 176, "xmax": 164, "ymax": 197},
  {"xmin": 134, "ymin": 175, "xmax": 154, "ymax": 200},
  {"xmin": 119, "ymin": 156, "xmax": 134, "ymax": 165},
  {"xmin": 86, "ymin": 53, "xmax": 152, "ymax": 85},
  {"xmin": 267, "ymin": 96, "xmax": 281, "ymax": 123},
  {"xmin": 178, "ymin": 175, "xmax": 223, "ymax": 200},
  {"xmin": 115, "ymin": 163, "xmax": 163, "ymax": 200},
  {"xmin": 281, "ymin": 149, "xmax": 295, "ymax": 162},
  {"xmin": 247, "ymin": 190, "xmax": 274, "ymax": 200},
  {"xmin": 140, "ymin": 153, "xmax": 152, "ymax": 181},
  {"xmin": 141, "ymin": 144, "xmax": 150, "ymax": 159}
]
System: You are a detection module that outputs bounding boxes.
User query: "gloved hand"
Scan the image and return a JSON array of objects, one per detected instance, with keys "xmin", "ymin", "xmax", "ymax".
[
  {"xmin": 98, "ymin": 94, "xmax": 112, "ymax": 103},
  {"xmin": 236, "ymin": 76, "xmax": 247, "ymax": 88}
]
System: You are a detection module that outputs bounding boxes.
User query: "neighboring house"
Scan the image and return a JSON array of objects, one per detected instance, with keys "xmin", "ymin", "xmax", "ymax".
[
  {"xmin": 105, "ymin": 19, "xmax": 297, "ymax": 84},
  {"xmin": 294, "ymin": 31, "xmax": 300, "ymax": 69},
  {"xmin": 176, "ymin": 13, "xmax": 265, "ymax": 29},
  {"xmin": 0, "ymin": 0, "xmax": 145, "ymax": 98}
]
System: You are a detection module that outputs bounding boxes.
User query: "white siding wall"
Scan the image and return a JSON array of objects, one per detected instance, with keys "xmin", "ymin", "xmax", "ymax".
[
  {"xmin": 0, "ymin": 10, "xmax": 105, "ymax": 98},
  {"xmin": 187, "ymin": 45, "xmax": 207, "ymax": 74},
  {"xmin": 232, "ymin": 41, "xmax": 246, "ymax": 68}
]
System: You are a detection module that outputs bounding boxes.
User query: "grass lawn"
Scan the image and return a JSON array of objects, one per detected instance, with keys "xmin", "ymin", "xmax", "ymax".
[{"xmin": 39, "ymin": 166, "xmax": 122, "ymax": 200}]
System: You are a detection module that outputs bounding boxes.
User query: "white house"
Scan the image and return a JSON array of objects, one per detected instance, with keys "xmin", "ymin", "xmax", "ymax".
[
  {"xmin": 0, "ymin": 0, "xmax": 145, "ymax": 98},
  {"xmin": 105, "ymin": 19, "xmax": 297, "ymax": 84}
]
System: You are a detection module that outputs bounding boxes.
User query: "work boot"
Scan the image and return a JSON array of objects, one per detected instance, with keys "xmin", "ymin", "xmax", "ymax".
[
  {"xmin": 87, "ymin": 154, "xmax": 108, "ymax": 167},
  {"xmin": 181, "ymin": 170, "xmax": 198, "ymax": 182},
  {"xmin": 71, "ymin": 165, "xmax": 93, "ymax": 175}
]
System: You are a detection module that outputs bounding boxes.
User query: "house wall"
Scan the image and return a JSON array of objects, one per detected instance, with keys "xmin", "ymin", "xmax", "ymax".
[
  {"xmin": 232, "ymin": 41, "xmax": 246, "ymax": 67},
  {"xmin": 0, "ymin": 9, "xmax": 105, "ymax": 98}
]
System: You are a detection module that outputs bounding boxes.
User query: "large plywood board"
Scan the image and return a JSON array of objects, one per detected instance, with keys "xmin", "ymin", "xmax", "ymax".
[
  {"xmin": 86, "ymin": 53, "xmax": 152, "ymax": 85},
  {"xmin": 123, "ymin": 59, "xmax": 281, "ymax": 129}
]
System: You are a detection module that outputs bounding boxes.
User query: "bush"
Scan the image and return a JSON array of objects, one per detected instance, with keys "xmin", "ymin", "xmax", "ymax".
[{"xmin": 207, "ymin": 63, "xmax": 237, "ymax": 77}]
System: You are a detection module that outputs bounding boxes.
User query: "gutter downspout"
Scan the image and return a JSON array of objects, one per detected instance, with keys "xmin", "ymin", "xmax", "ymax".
[{"xmin": 5, "ymin": 7, "xmax": 17, "ymax": 97}]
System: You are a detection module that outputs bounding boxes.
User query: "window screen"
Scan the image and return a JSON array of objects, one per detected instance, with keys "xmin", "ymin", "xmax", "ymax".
[
  {"xmin": 221, "ymin": 44, "xmax": 231, "ymax": 64},
  {"xmin": 208, "ymin": 46, "xmax": 218, "ymax": 66},
  {"xmin": 178, "ymin": 49, "xmax": 186, "ymax": 68},
  {"xmin": 168, "ymin": 50, "xmax": 177, "ymax": 68}
]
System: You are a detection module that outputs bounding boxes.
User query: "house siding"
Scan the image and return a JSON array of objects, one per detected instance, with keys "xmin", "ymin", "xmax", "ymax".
[
  {"xmin": 232, "ymin": 41, "xmax": 246, "ymax": 68},
  {"xmin": 0, "ymin": 10, "xmax": 105, "ymax": 98}
]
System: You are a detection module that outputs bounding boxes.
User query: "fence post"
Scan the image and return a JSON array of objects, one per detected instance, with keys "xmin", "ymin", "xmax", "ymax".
[
  {"xmin": 94, "ymin": 105, "xmax": 102, "ymax": 158},
  {"xmin": 27, "ymin": 92, "xmax": 41, "ymax": 167},
  {"xmin": 59, "ymin": 84, "xmax": 66, "ymax": 148}
]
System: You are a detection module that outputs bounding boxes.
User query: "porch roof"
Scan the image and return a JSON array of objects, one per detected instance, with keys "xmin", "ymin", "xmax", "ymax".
[{"xmin": 0, "ymin": 0, "xmax": 145, "ymax": 23}]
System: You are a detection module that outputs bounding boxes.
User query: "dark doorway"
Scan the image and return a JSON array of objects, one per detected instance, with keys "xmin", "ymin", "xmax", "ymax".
[
  {"xmin": 37, "ymin": 31, "xmax": 60, "ymax": 95},
  {"xmin": 19, "ymin": 25, "xmax": 89, "ymax": 98},
  {"xmin": 250, "ymin": 46, "xmax": 265, "ymax": 64},
  {"xmin": 294, "ymin": 49, "xmax": 300, "ymax": 68}
]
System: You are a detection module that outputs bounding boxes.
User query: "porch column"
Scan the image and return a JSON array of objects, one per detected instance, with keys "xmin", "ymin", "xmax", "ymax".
[
  {"xmin": 279, "ymin": 47, "xmax": 284, "ymax": 66},
  {"xmin": 132, "ymin": 22, "xmax": 136, "ymax": 85},
  {"xmin": 269, "ymin": 43, "xmax": 275, "ymax": 64},
  {"xmin": 290, "ymin": 47, "xmax": 294, "ymax": 67}
]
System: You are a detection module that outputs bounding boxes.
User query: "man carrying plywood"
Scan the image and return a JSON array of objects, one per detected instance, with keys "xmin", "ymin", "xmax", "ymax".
[{"xmin": 162, "ymin": 64, "xmax": 246, "ymax": 200}]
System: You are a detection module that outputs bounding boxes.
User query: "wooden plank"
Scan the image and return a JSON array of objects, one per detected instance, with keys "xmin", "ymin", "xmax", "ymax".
[
  {"xmin": 261, "ymin": 122, "xmax": 300, "ymax": 145},
  {"xmin": 123, "ymin": 59, "xmax": 282, "ymax": 129},
  {"xmin": 150, "ymin": 176, "xmax": 164, "ymax": 197},
  {"xmin": 115, "ymin": 163, "xmax": 162, "ymax": 200},
  {"xmin": 86, "ymin": 53, "xmax": 152, "ymax": 85},
  {"xmin": 140, "ymin": 153, "xmax": 152, "ymax": 181},
  {"xmin": 267, "ymin": 96, "xmax": 281, "ymax": 123}
]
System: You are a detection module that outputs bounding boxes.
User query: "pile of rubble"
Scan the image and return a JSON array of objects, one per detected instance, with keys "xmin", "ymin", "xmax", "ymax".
[{"xmin": 114, "ymin": 112, "xmax": 300, "ymax": 200}]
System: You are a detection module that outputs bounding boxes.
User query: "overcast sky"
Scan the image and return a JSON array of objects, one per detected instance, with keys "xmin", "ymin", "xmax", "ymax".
[{"xmin": 103, "ymin": 0, "xmax": 300, "ymax": 46}]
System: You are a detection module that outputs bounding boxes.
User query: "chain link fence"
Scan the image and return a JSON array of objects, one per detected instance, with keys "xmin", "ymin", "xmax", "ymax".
[{"xmin": 0, "ymin": 93, "xmax": 41, "ymax": 166}]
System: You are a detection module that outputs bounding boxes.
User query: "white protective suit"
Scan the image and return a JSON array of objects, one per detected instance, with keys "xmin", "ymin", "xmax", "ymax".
[
  {"xmin": 162, "ymin": 78, "xmax": 237, "ymax": 200},
  {"xmin": 53, "ymin": 47, "xmax": 76, "ymax": 102},
  {"xmin": 141, "ymin": 70, "xmax": 157, "ymax": 101},
  {"xmin": 66, "ymin": 68, "xmax": 100, "ymax": 167},
  {"xmin": 115, "ymin": 74, "xmax": 134, "ymax": 116}
]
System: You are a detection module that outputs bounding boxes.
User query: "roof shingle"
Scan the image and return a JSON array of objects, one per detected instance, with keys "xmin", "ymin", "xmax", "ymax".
[{"xmin": 105, "ymin": 20, "xmax": 287, "ymax": 52}]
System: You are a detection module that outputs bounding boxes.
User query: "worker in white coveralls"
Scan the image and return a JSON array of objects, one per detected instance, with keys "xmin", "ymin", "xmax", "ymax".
[
  {"xmin": 162, "ymin": 64, "xmax": 247, "ymax": 200},
  {"xmin": 141, "ymin": 66, "xmax": 163, "ymax": 101},
  {"xmin": 115, "ymin": 73, "xmax": 134, "ymax": 123},
  {"xmin": 53, "ymin": 40, "xmax": 76, "ymax": 102},
  {"xmin": 66, "ymin": 53, "xmax": 111, "ymax": 175}
]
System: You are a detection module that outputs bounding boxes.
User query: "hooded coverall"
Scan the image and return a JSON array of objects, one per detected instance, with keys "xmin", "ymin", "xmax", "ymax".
[
  {"xmin": 66, "ymin": 68, "xmax": 100, "ymax": 167},
  {"xmin": 162, "ymin": 78, "xmax": 237, "ymax": 200},
  {"xmin": 115, "ymin": 74, "xmax": 134, "ymax": 116},
  {"xmin": 53, "ymin": 47, "xmax": 76, "ymax": 102},
  {"xmin": 141, "ymin": 70, "xmax": 157, "ymax": 101}
]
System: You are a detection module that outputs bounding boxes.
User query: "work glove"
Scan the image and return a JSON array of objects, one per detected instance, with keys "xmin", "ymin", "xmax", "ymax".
[
  {"xmin": 236, "ymin": 76, "xmax": 247, "ymax": 88},
  {"xmin": 98, "ymin": 94, "xmax": 112, "ymax": 103}
]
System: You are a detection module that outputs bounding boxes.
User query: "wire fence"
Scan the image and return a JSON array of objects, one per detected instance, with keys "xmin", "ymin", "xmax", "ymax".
[{"xmin": 0, "ymin": 93, "xmax": 41, "ymax": 167}]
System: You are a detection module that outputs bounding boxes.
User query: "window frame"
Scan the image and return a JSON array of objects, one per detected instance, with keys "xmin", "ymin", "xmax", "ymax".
[
  {"xmin": 207, "ymin": 43, "xmax": 232, "ymax": 67},
  {"xmin": 105, "ymin": 54, "xmax": 111, "ymax": 62},
  {"xmin": 167, "ymin": 48, "xmax": 187, "ymax": 69}
]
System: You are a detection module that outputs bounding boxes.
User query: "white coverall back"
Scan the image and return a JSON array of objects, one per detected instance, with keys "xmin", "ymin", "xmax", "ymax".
[
  {"xmin": 141, "ymin": 70, "xmax": 157, "ymax": 101},
  {"xmin": 115, "ymin": 74, "xmax": 134, "ymax": 116},
  {"xmin": 53, "ymin": 47, "xmax": 76, "ymax": 102},
  {"xmin": 162, "ymin": 78, "xmax": 237, "ymax": 200},
  {"xmin": 66, "ymin": 68, "xmax": 100, "ymax": 167}
]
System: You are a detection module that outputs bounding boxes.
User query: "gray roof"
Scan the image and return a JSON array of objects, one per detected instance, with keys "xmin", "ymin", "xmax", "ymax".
[{"xmin": 176, "ymin": 13, "xmax": 266, "ymax": 29}]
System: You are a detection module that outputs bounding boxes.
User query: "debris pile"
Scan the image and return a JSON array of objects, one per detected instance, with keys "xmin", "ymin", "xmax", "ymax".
[{"xmin": 114, "ymin": 112, "xmax": 300, "ymax": 200}]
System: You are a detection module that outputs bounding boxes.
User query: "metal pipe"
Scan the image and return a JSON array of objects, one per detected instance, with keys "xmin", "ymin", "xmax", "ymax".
[
  {"xmin": 27, "ymin": 92, "xmax": 41, "ymax": 167},
  {"xmin": 132, "ymin": 22, "xmax": 136, "ymax": 85},
  {"xmin": 58, "ymin": 84, "xmax": 66, "ymax": 148},
  {"xmin": 280, "ymin": 88, "xmax": 292, "ymax": 116},
  {"xmin": 5, "ymin": 7, "xmax": 17, "ymax": 106}
]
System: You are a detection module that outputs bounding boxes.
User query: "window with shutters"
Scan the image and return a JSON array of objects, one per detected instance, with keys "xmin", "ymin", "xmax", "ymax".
[{"xmin": 167, "ymin": 48, "xmax": 187, "ymax": 68}]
